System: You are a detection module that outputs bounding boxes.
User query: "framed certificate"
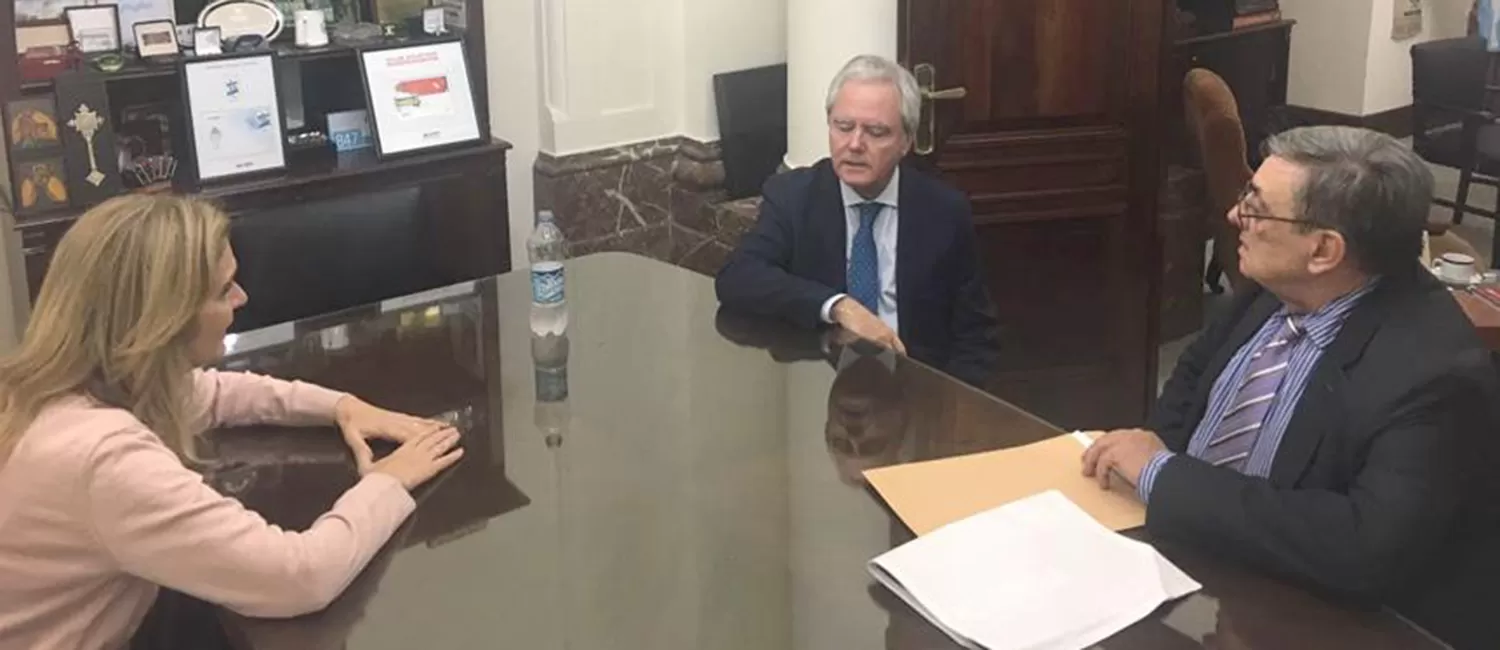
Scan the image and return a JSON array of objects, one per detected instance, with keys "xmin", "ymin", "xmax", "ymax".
[
  {"xmin": 180, "ymin": 51, "xmax": 287, "ymax": 183},
  {"xmin": 65, "ymin": 4, "xmax": 122, "ymax": 54},
  {"xmin": 193, "ymin": 26, "xmax": 224, "ymax": 54},
  {"xmin": 358, "ymin": 38, "xmax": 482, "ymax": 159},
  {"xmin": 117, "ymin": 0, "xmax": 175, "ymax": 47},
  {"xmin": 194, "ymin": 26, "xmax": 224, "ymax": 55},
  {"xmin": 133, "ymin": 20, "xmax": 180, "ymax": 58},
  {"xmin": 422, "ymin": 7, "xmax": 446, "ymax": 35}
]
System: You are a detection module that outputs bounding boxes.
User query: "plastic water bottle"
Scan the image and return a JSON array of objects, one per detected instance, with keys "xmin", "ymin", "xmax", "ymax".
[
  {"xmin": 528, "ymin": 210, "xmax": 568, "ymax": 335},
  {"xmin": 532, "ymin": 330, "xmax": 569, "ymax": 448}
]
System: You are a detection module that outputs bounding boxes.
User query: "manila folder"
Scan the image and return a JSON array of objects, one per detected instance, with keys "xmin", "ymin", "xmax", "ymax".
[{"xmin": 864, "ymin": 433, "xmax": 1146, "ymax": 535}]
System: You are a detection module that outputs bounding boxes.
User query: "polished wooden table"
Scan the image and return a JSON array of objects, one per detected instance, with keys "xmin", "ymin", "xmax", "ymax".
[
  {"xmin": 1453, "ymin": 289, "xmax": 1500, "ymax": 351},
  {"xmin": 182, "ymin": 253, "xmax": 1442, "ymax": 650}
]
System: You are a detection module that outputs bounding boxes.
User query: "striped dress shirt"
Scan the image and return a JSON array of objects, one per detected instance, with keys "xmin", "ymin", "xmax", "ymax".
[{"xmin": 1138, "ymin": 281, "xmax": 1378, "ymax": 502}]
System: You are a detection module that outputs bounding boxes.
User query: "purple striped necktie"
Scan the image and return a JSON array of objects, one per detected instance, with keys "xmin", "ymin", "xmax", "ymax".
[{"xmin": 1200, "ymin": 315, "xmax": 1305, "ymax": 472}]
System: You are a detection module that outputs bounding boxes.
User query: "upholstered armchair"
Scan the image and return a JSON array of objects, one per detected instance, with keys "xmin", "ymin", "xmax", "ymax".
[{"xmin": 1183, "ymin": 68, "xmax": 1253, "ymax": 293}]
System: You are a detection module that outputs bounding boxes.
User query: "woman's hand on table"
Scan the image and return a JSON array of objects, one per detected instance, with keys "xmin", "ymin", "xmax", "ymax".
[{"xmin": 334, "ymin": 397, "xmax": 457, "ymax": 478}]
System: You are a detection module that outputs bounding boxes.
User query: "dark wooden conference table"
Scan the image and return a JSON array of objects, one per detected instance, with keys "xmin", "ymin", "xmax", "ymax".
[{"xmin": 190, "ymin": 253, "xmax": 1442, "ymax": 650}]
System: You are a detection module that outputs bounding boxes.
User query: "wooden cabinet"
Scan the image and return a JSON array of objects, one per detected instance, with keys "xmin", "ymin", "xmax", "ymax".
[
  {"xmin": 1169, "ymin": 20, "xmax": 1294, "ymax": 165},
  {"xmin": 14, "ymin": 142, "xmax": 512, "ymax": 332},
  {"xmin": 2, "ymin": 3, "xmax": 508, "ymax": 327}
]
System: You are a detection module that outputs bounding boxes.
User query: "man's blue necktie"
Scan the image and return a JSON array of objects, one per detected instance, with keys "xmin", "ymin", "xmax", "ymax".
[{"xmin": 847, "ymin": 202, "xmax": 882, "ymax": 314}]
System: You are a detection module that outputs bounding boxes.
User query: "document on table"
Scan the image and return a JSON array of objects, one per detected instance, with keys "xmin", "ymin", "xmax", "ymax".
[
  {"xmin": 864, "ymin": 432, "xmax": 1146, "ymax": 535},
  {"xmin": 868, "ymin": 491, "xmax": 1201, "ymax": 650}
]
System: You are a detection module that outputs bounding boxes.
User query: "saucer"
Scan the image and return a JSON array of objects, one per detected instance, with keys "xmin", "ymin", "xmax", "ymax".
[{"xmin": 1429, "ymin": 264, "xmax": 1481, "ymax": 287}]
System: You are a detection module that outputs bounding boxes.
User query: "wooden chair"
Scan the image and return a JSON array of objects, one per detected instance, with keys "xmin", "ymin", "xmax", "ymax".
[{"xmin": 1183, "ymin": 68, "xmax": 1253, "ymax": 293}]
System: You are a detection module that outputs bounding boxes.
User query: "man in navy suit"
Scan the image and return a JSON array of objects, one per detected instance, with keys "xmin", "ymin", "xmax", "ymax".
[{"xmin": 714, "ymin": 55, "xmax": 999, "ymax": 387}]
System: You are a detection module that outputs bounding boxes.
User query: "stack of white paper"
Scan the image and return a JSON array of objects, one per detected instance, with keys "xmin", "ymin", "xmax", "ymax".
[{"xmin": 868, "ymin": 490, "xmax": 1201, "ymax": 650}]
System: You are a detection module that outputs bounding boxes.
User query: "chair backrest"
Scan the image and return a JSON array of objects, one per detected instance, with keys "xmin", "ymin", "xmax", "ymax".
[
  {"xmin": 1411, "ymin": 37, "xmax": 1489, "ymax": 112},
  {"xmin": 1183, "ymin": 68, "xmax": 1253, "ymax": 219}
]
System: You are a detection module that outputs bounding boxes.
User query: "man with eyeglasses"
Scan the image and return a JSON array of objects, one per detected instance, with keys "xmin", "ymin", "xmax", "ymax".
[
  {"xmin": 1081, "ymin": 126, "xmax": 1499, "ymax": 649},
  {"xmin": 715, "ymin": 55, "xmax": 999, "ymax": 387}
]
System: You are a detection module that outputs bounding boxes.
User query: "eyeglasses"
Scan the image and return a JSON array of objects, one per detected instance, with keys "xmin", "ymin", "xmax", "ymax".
[{"xmin": 1234, "ymin": 184, "xmax": 1330, "ymax": 229}]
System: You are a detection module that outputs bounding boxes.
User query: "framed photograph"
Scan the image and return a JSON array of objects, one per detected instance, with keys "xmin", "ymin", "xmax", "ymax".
[
  {"xmin": 194, "ymin": 26, "xmax": 224, "ymax": 55},
  {"xmin": 133, "ymin": 20, "xmax": 180, "ymax": 58},
  {"xmin": 358, "ymin": 38, "xmax": 482, "ymax": 159},
  {"xmin": 180, "ymin": 51, "xmax": 288, "ymax": 183},
  {"xmin": 435, "ymin": 0, "xmax": 466, "ymax": 30},
  {"xmin": 17, "ymin": 21, "xmax": 72, "ymax": 50},
  {"xmin": 422, "ymin": 6, "xmax": 446, "ymax": 35},
  {"xmin": 372, "ymin": 0, "xmax": 425, "ymax": 23},
  {"xmin": 176, "ymin": 24, "xmax": 196, "ymax": 50},
  {"xmin": 16, "ymin": 0, "xmax": 81, "ymax": 24},
  {"xmin": 65, "ymin": 4, "xmax": 122, "ymax": 54},
  {"xmin": 117, "ymin": 0, "xmax": 175, "ymax": 47},
  {"xmin": 5, "ymin": 96, "xmax": 64, "ymax": 152},
  {"xmin": 12, "ymin": 157, "xmax": 72, "ymax": 213}
]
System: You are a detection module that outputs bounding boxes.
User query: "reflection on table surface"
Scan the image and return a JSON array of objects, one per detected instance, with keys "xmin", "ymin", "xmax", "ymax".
[{"xmin": 202, "ymin": 252, "xmax": 1441, "ymax": 650}]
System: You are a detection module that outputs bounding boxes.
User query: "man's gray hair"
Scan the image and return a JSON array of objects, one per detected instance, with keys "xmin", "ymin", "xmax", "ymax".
[
  {"xmin": 824, "ymin": 54, "xmax": 922, "ymax": 139},
  {"xmin": 1264, "ymin": 125, "xmax": 1434, "ymax": 275}
]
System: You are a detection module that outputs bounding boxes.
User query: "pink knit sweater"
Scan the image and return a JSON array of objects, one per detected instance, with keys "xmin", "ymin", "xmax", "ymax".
[{"xmin": 0, "ymin": 370, "xmax": 416, "ymax": 650}]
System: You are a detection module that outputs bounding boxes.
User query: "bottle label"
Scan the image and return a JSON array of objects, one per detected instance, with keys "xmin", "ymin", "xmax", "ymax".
[
  {"xmin": 536, "ymin": 366, "xmax": 568, "ymax": 402},
  {"xmin": 531, "ymin": 266, "xmax": 565, "ymax": 305}
]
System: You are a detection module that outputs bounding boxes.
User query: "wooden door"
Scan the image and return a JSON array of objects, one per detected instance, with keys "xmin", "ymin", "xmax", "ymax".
[{"xmin": 900, "ymin": 0, "xmax": 1168, "ymax": 429}]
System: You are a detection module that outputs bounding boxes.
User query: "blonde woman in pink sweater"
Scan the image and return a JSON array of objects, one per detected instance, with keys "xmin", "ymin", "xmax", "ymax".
[{"xmin": 0, "ymin": 194, "xmax": 464, "ymax": 649}]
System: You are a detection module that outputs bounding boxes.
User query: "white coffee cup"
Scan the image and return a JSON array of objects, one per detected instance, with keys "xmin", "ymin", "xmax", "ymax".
[{"xmin": 1436, "ymin": 252, "xmax": 1477, "ymax": 284}]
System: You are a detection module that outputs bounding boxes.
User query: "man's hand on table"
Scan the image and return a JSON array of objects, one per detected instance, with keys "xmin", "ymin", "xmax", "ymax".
[
  {"xmin": 830, "ymin": 297, "xmax": 906, "ymax": 354},
  {"xmin": 1080, "ymin": 428, "xmax": 1167, "ymax": 490}
]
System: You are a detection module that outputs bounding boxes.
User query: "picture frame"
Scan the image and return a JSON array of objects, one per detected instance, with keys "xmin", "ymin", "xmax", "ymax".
[
  {"xmin": 194, "ymin": 26, "xmax": 224, "ymax": 55},
  {"xmin": 133, "ymin": 20, "xmax": 180, "ymax": 58},
  {"xmin": 11, "ymin": 157, "xmax": 72, "ymax": 214},
  {"xmin": 372, "ymin": 0, "xmax": 425, "ymax": 24},
  {"xmin": 64, "ymin": 4, "xmax": 123, "ymax": 54},
  {"xmin": 357, "ymin": 38, "xmax": 482, "ymax": 159},
  {"xmin": 435, "ymin": 0, "xmax": 466, "ymax": 30},
  {"xmin": 176, "ymin": 24, "xmax": 197, "ymax": 51},
  {"xmin": 117, "ymin": 0, "xmax": 175, "ymax": 48},
  {"xmin": 179, "ymin": 50, "xmax": 288, "ymax": 184},
  {"xmin": 16, "ymin": 0, "xmax": 80, "ymax": 25},
  {"xmin": 4, "ymin": 96, "xmax": 64, "ymax": 152},
  {"xmin": 17, "ymin": 21, "xmax": 73, "ymax": 50},
  {"xmin": 422, "ymin": 6, "xmax": 446, "ymax": 35},
  {"xmin": 54, "ymin": 72, "xmax": 125, "ymax": 204}
]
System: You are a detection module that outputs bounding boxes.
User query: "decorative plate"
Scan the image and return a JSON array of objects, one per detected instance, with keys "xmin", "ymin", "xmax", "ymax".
[{"xmin": 198, "ymin": 0, "xmax": 284, "ymax": 43}]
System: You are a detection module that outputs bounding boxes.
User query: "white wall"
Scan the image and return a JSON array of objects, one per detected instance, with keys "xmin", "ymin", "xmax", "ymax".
[
  {"xmin": 1427, "ymin": 0, "xmax": 1474, "ymax": 39},
  {"xmin": 538, "ymin": 0, "xmax": 684, "ymax": 155},
  {"xmin": 537, "ymin": 0, "xmax": 787, "ymax": 155},
  {"xmin": 1363, "ymin": 0, "xmax": 1434, "ymax": 114},
  {"xmin": 680, "ymin": 0, "xmax": 788, "ymax": 141},
  {"xmin": 1280, "ymin": 0, "xmax": 1374, "ymax": 116},
  {"xmin": 1283, "ymin": 0, "xmax": 1473, "ymax": 117},
  {"xmin": 486, "ymin": 0, "xmax": 544, "ymax": 267}
]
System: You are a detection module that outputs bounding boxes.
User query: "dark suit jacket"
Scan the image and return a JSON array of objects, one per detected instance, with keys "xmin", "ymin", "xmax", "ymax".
[
  {"xmin": 1146, "ymin": 267, "xmax": 1500, "ymax": 649},
  {"xmin": 714, "ymin": 159, "xmax": 1000, "ymax": 386}
]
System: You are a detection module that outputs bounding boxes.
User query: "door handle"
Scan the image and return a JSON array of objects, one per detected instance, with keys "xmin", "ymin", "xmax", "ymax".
[
  {"xmin": 922, "ymin": 86, "xmax": 968, "ymax": 101},
  {"xmin": 913, "ymin": 63, "xmax": 966, "ymax": 155}
]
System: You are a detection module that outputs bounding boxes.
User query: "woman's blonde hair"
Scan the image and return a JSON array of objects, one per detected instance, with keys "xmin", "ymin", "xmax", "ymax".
[{"xmin": 0, "ymin": 193, "xmax": 230, "ymax": 463}]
